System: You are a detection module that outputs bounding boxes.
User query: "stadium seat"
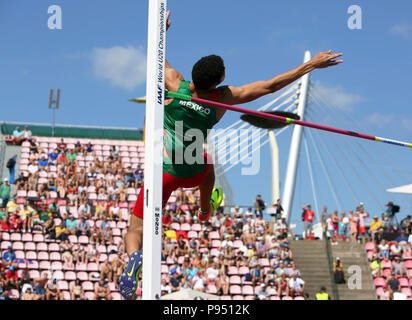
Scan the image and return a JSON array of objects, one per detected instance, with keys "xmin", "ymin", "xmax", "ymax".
[
  {"xmin": 50, "ymin": 252, "xmax": 61, "ymax": 261},
  {"xmin": 33, "ymin": 234, "xmax": 45, "ymax": 243},
  {"xmin": 39, "ymin": 261, "xmax": 51, "ymax": 270},
  {"xmin": 12, "ymin": 242, "xmax": 24, "ymax": 250},
  {"xmin": 232, "ymin": 295, "xmax": 244, "ymax": 300},
  {"xmin": 15, "ymin": 250, "xmax": 25, "ymax": 259},
  {"xmin": 77, "ymin": 272, "xmax": 89, "ymax": 281},
  {"xmin": 11, "ymin": 233, "xmax": 22, "ymax": 241},
  {"xmin": 49, "ymin": 243, "xmax": 60, "ymax": 252},
  {"xmin": 374, "ymin": 277, "xmax": 385, "ymax": 287},
  {"xmin": 24, "ymin": 242, "xmax": 36, "ymax": 251},
  {"xmin": 25, "ymin": 251, "xmax": 37, "ymax": 260},
  {"xmin": 228, "ymin": 267, "xmax": 238, "ymax": 275},
  {"xmin": 38, "ymin": 251, "xmax": 49, "ymax": 261},
  {"xmin": 229, "ymin": 276, "xmax": 241, "ymax": 285},
  {"xmin": 365, "ymin": 242, "xmax": 375, "ymax": 251},
  {"xmin": 87, "ymin": 263, "xmax": 99, "ymax": 272},
  {"xmin": 229, "ymin": 285, "xmax": 242, "ymax": 295}
]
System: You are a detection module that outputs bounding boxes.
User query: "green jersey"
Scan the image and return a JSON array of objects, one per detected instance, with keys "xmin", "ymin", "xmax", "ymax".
[{"xmin": 163, "ymin": 80, "xmax": 219, "ymax": 178}]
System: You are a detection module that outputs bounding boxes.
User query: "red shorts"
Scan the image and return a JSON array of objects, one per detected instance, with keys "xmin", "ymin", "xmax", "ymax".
[
  {"xmin": 358, "ymin": 226, "xmax": 366, "ymax": 234},
  {"xmin": 133, "ymin": 154, "xmax": 213, "ymax": 219}
]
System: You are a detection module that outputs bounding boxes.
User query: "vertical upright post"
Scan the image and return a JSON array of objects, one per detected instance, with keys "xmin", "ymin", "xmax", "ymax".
[
  {"xmin": 142, "ymin": 0, "xmax": 166, "ymax": 300},
  {"xmin": 282, "ymin": 51, "xmax": 311, "ymax": 224},
  {"xmin": 268, "ymin": 130, "xmax": 280, "ymax": 206}
]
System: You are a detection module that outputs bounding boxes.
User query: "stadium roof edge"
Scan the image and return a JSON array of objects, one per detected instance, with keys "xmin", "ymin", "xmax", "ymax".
[{"xmin": 1, "ymin": 120, "xmax": 144, "ymax": 141}]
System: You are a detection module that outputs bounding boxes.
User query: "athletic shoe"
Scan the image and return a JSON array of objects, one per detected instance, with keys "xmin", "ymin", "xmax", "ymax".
[
  {"xmin": 199, "ymin": 187, "xmax": 223, "ymax": 222},
  {"xmin": 119, "ymin": 250, "xmax": 143, "ymax": 300}
]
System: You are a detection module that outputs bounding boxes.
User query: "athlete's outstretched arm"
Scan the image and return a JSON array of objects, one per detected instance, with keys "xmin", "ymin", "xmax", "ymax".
[
  {"xmin": 220, "ymin": 50, "xmax": 343, "ymax": 105},
  {"xmin": 165, "ymin": 11, "xmax": 183, "ymax": 94}
]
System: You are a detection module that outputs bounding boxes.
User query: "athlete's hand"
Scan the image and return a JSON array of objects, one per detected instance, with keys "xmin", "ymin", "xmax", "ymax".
[
  {"xmin": 166, "ymin": 10, "xmax": 171, "ymax": 31},
  {"xmin": 310, "ymin": 50, "xmax": 343, "ymax": 69}
]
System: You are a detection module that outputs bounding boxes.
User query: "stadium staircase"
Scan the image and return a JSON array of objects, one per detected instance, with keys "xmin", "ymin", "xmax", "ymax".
[
  {"xmin": 331, "ymin": 241, "xmax": 377, "ymax": 300},
  {"xmin": 289, "ymin": 240, "xmax": 335, "ymax": 300}
]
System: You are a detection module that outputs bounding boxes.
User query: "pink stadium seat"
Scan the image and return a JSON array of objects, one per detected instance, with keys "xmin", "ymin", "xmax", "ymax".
[
  {"xmin": 375, "ymin": 287, "xmax": 384, "ymax": 297},
  {"xmin": 9, "ymin": 289, "xmax": 20, "ymax": 300},
  {"xmin": 15, "ymin": 250, "xmax": 25, "ymax": 259},
  {"xmin": 206, "ymin": 285, "xmax": 218, "ymax": 294},
  {"xmin": 232, "ymin": 295, "xmax": 244, "ymax": 300},
  {"xmin": 171, "ymin": 223, "xmax": 180, "ymax": 230},
  {"xmin": 191, "ymin": 224, "xmax": 201, "ymax": 232},
  {"xmin": 17, "ymin": 190, "xmax": 27, "ymax": 198},
  {"xmin": 75, "ymin": 263, "xmax": 87, "ymax": 271},
  {"xmin": 25, "ymin": 251, "xmax": 37, "ymax": 260},
  {"xmin": 188, "ymin": 231, "xmax": 198, "ymax": 239},
  {"xmin": 39, "ymin": 261, "xmax": 51, "ymax": 270},
  {"xmin": 180, "ymin": 223, "xmax": 190, "ymax": 231},
  {"xmin": 212, "ymin": 240, "xmax": 221, "ymax": 248},
  {"xmin": 229, "ymin": 285, "xmax": 242, "ymax": 295},
  {"xmin": 52, "ymin": 261, "xmax": 63, "ymax": 270},
  {"xmin": 29, "ymin": 270, "xmax": 40, "ymax": 279},
  {"xmin": 24, "ymin": 242, "xmax": 36, "ymax": 251},
  {"xmin": 161, "ymin": 265, "xmax": 169, "ymax": 274},
  {"xmin": 87, "ymin": 263, "xmax": 99, "ymax": 272},
  {"xmin": 229, "ymin": 276, "xmax": 241, "ymax": 285},
  {"xmin": 36, "ymin": 242, "xmax": 48, "ymax": 251},
  {"xmin": 381, "ymin": 260, "xmax": 391, "ymax": 268},
  {"xmin": 383, "ymin": 269, "xmax": 391, "ymax": 277},
  {"xmin": 374, "ymin": 277, "xmax": 385, "ymax": 287},
  {"xmin": 50, "ymin": 252, "xmax": 61, "ymax": 261},
  {"xmin": 77, "ymin": 272, "xmax": 89, "ymax": 281},
  {"xmin": 58, "ymin": 280, "xmax": 69, "ymax": 291},
  {"xmin": 11, "ymin": 233, "xmax": 22, "ymax": 241},
  {"xmin": 2, "ymin": 233, "xmax": 10, "ymax": 241},
  {"xmin": 282, "ymin": 296, "xmax": 293, "ymax": 300},
  {"xmin": 53, "ymin": 271, "xmax": 64, "ymax": 280},
  {"xmin": 399, "ymin": 278, "xmax": 409, "ymax": 287},
  {"xmin": 401, "ymin": 288, "xmax": 411, "ymax": 297},
  {"xmin": 12, "ymin": 242, "xmax": 24, "ymax": 250},
  {"xmin": 82, "ymin": 281, "xmax": 94, "ymax": 291},
  {"xmin": 117, "ymin": 221, "xmax": 127, "ymax": 229},
  {"xmin": 97, "ymin": 245, "xmax": 107, "ymax": 253},
  {"xmin": 271, "ymin": 296, "xmax": 281, "ymax": 300},
  {"xmin": 405, "ymin": 260, "xmax": 412, "ymax": 269},
  {"xmin": 228, "ymin": 267, "xmax": 238, "ymax": 275},
  {"xmin": 78, "ymin": 236, "xmax": 89, "ymax": 244},
  {"xmin": 38, "ymin": 251, "xmax": 49, "ymax": 261},
  {"xmin": 28, "ymin": 261, "xmax": 39, "ymax": 270},
  {"xmin": 65, "ymin": 271, "xmax": 76, "ymax": 281},
  {"xmin": 1, "ymin": 241, "xmax": 11, "ymax": 250},
  {"xmin": 210, "ymin": 231, "xmax": 220, "ymax": 239},
  {"xmin": 49, "ymin": 243, "xmax": 60, "ymax": 252},
  {"xmin": 365, "ymin": 242, "xmax": 375, "ymax": 251},
  {"xmin": 220, "ymin": 295, "xmax": 232, "ymax": 300},
  {"xmin": 259, "ymin": 258, "xmax": 270, "ymax": 267},
  {"xmin": 238, "ymin": 267, "xmax": 249, "ymax": 276},
  {"xmin": 111, "ymin": 292, "xmax": 122, "ymax": 301},
  {"xmin": 294, "ymin": 296, "xmax": 305, "ymax": 300},
  {"xmin": 210, "ymin": 248, "xmax": 219, "ymax": 256}
]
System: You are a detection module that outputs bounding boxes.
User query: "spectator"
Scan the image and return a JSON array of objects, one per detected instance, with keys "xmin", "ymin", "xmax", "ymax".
[
  {"xmin": 2, "ymin": 246, "xmax": 17, "ymax": 269},
  {"xmin": 45, "ymin": 278, "xmax": 63, "ymax": 300},
  {"xmin": 357, "ymin": 208, "xmax": 369, "ymax": 244},
  {"xmin": 315, "ymin": 287, "xmax": 331, "ymax": 300},
  {"xmin": 65, "ymin": 216, "xmax": 77, "ymax": 235},
  {"xmin": 161, "ymin": 279, "xmax": 172, "ymax": 295},
  {"xmin": 94, "ymin": 279, "xmax": 111, "ymax": 300},
  {"xmin": 33, "ymin": 273, "xmax": 48, "ymax": 300},
  {"xmin": 70, "ymin": 279, "xmax": 85, "ymax": 300},
  {"xmin": 369, "ymin": 216, "xmax": 382, "ymax": 242},
  {"xmin": 392, "ymin": 256, "xmax": 409, "ymax": 278},
  {"xmin": 5, "ymin": 266, "xmax": 19, "ymax": 289},
  {"xmin": 348, "ymin": 210, "xmax": 359, "ymax": 243},
  {"xmin": 60, "ymin": 240, "xmax": 75, "ymax": 269},
  {"xmin": 12, "ymin": 126, "xmax": 24, "ymax": 145},
  {"xmin": 288, "ymin": 273, "xmax": 305, "ymax": 297},
  {"xmin": 0, "ymin": 179, "xmax": 11, "ymax": 209},
  {"xmin": 254, "ymin": 195, "xmax": 266, "ymax": 218},
  {"xmin": 38, "ymin": 154, "xmax": 50, "ymax": 168},
  {"xmin": 57, "ymin": 138, "xmax": 67, "ymax": 153},
  {"xmin": 256, "ymin": 283, "xmax": 270, "ymax": 300},
  {"xmin": 302, "ymin": 204, "xmax": 315, "ymax": 239},
  {"xmin": 76, "ymin": 216, "xmax": 91, "ymax": 237},
  {"xmin": 6, "ymin": 154, "xmax": 18, "ymax": 184},
  {"xmin": 21, "ymin": 287, "xmax": 38, "ymax": 300},
  {"xmin": 400, "ymin": 215, "xmax": 411, "ymax": 234},
  {"xmin": 320, "ymin": 206, "xmax": 328, "ymax": 231},
  {"xmin": 333, "ymin": 257, "xmax": 345, "ymax": 284},
  {"xmin": 100, "ymin": 260, "xmax": 113, "ymax": 282},
  {"xmin": 21, "ymin": 126, "xmax": 32, "ymax": 143},
  {"xmin": 386, "ymin": 273, "xmax": 401, "ymax": 295}
]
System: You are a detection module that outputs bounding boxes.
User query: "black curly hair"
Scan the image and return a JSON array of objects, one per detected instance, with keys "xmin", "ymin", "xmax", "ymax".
[{"xmin": 192, "ymin": 55, "xmax": 225, "ymax": 90}]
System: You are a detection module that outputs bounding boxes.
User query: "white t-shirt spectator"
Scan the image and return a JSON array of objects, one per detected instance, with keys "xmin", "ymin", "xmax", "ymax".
[
  {"xmin": 289, "ymin": 277, "xmax": 305, "ymax": 292},
  {"xmin": 206, "ymin": 267, "xmax": 219, "ymax": 280},
  {"xmin": 221, "ymin": 239, "xmax": 234, "ymax": 248},
  {"xmin": 192, "ymin": 275, "xmax": 205, "ymax": 290},
  {"xmin": 28, "ymin": 164, "xmax": 39, "ymax": 175},
  {"xmin": 110, "ymin": 206, "xmax": 119, "ymax": 216},
  {"xmin": 161, "ymin": 284, "xmax": 172, "ymax": 294},
  {"xmin": 358, "ymin": 213, "xmax": 368, "ymax": 227},
  {"xmin": 408, "ymin": 234, "xmax": 412, "ymax": 244}
]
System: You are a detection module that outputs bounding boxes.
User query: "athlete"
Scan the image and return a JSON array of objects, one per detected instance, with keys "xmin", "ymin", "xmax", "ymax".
[{"xmin": 120, "ymin": 10, "xmax": 343, "ymax": 299}]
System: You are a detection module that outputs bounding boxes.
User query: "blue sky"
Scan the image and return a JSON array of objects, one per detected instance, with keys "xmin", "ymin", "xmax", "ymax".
[{"xmin": 1, "ymin": 0, "xmax": 412, "ymax": 232}]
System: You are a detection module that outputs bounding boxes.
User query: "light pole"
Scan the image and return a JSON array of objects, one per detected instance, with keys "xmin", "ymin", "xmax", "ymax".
[
  {"xmin": 241, "ymin": 110, "xmax": 300, "ymax": 224},
  {"xmin": 48, "ymin": 88, "xmax": 61, "ymax": 137}
]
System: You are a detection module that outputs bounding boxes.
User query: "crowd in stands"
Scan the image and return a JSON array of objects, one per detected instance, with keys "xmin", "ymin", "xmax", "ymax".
[{"xmin": 0, "ymin": 133, "xmax": 303, "ymax": 300}]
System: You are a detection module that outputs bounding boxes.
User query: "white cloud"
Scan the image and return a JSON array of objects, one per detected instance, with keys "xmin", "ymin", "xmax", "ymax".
[
  {"xmin": 390, "ymin": 22, "xmax": 412, "ymax": 38},
  {"xmin": 365, "ymin": 113, "xmax": 394, "ymax": 128},
  {"xmin": 91, "ymin": 45, "xmax": 146, "ymax": 90},
  {"xmin": 312, "ymin": 81, "xmax": 365, "ymax": 112},
  {"xmin": 366, "ymin": 113, "xmax": 412, "ymax": 131}
]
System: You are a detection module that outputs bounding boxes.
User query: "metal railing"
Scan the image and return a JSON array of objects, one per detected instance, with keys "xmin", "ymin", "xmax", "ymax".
[{"xmin": 324, "ymin": 230, "xmax": 340, "ymax": 300}]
